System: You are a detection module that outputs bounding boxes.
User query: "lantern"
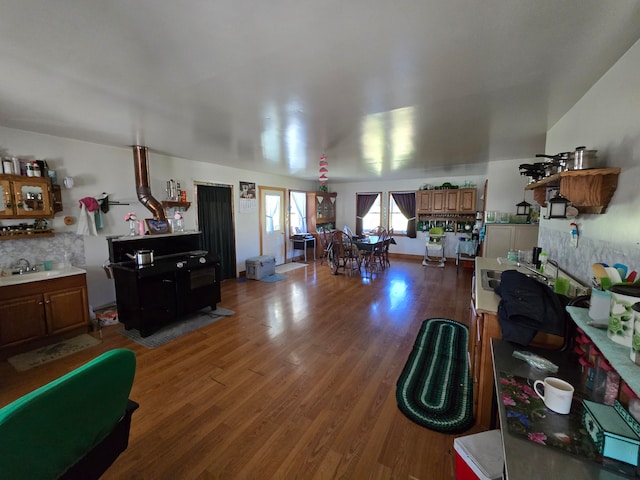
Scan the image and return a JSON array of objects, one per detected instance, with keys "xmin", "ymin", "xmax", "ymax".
[
  {"xmin": 548, "ymin": 193, "xmax": 569, "ymax": 219},
  {"xmin": 516, "ymin": 198, "xmax": 532, "ymax": 216}
]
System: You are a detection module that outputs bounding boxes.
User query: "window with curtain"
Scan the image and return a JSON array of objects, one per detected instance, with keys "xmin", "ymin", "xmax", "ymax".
[
  {"xmin": 389, "ymin": 191, "xmax": 417, "ymax": 238},
  {"xmin": 356, "ymin": 193, "xmax": 381, "ymax": 234},
  {"xmin": 264, "ymin": 194, "xmax": 281, "ymax": 233},
  {"xmin": 289, "ymin": 190, "xmax": 307, "ymax": 236}
]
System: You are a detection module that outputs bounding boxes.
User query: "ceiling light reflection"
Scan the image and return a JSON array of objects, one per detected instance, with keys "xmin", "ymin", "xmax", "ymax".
[{"xmin": 360, "ymin": 106, "xmax": 416, "ymax": 176}]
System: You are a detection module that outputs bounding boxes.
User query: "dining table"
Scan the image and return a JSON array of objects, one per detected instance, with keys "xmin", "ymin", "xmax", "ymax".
[{"xmin": 353, "ymin": 235, "xmax": 396, "ymax": 269}]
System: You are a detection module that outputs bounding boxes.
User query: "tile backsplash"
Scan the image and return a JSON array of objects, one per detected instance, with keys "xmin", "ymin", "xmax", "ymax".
[
  {"xmin": 539, "ymin": 224, "xmax": 640, "ymax": 286},
  {"xmin": 0, "ymin": 233, "xmax": 85, "ymax": 271}
]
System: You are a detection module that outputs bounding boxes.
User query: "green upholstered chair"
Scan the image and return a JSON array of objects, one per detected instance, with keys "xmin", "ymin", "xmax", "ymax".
[{"xmin": 0, "ymin": 348, "xmax": 138, "ymax": 480}]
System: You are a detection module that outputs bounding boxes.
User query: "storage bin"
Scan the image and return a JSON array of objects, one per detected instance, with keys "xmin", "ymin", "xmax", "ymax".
[
  {"xmin": 245, "ymin": 256, "xmax": 276, "ymax": 280},
  {"xmin": 454, "ymin": 430, "xmax": 504, "ymax": 480}
]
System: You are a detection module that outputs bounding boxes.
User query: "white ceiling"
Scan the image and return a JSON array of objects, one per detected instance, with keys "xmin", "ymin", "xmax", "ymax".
[{"xmin": 1, "ymin": 0, "xmax": 639, "ymax": 182}]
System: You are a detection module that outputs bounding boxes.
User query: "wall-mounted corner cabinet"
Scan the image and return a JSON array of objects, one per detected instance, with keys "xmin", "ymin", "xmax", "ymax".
[
  {"xmin": 0, "ymin": 174, "xmax": 54, "ymax": 219},
  {"xmin": 417, "ymin": 188, "xmax": 477, "ymax": 215},
  {"xmin": 525, "ymin": 168, "xmax": 620, "ymax": 214}
]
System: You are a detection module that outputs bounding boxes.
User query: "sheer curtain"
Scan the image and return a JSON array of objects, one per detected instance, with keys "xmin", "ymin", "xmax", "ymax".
[
  {"xmin": 356, "ymin": 193, "xmax": 379, "ymax": 235},
  {"xmin": 290, "ymin": 191, "xmax": 307, "ymax": 234},
  {"xmin": 391, "ymin": 192, "xmax": 417, "ymax": 238}
]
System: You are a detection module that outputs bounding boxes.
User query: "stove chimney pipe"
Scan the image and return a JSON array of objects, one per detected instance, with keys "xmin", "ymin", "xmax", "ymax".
[{"xmin": 132, "ymin": 145, "xmax": 166, "ymax": 221}]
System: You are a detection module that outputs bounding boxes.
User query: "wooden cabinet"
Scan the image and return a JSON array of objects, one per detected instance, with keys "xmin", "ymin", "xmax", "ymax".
[
  {"xmin": 525, "ymin": 167, "xmax": 620, "ymax": 214},
  {"xmin": 458, "ymin": 188, "xmax": 477, "ymax": 213},
  {"xmin": 306, "ymin": 192, "xmax": 337, "ymax": 230},
  {"xmin": 417, "ymin": 190, "xmax": 432, "ymax": 213},
  {"xmin": 482, "ymin": 224, "xmax": 539, "ymax": 258},
  {"xmin": 0, "ymin": 174, "xmax": 54, "ymax": 219},
  {"xmin": 0, "ymin": 273, "xmax": 89, "ymax": 354},
  {"xmin": 416, "ymin": 188, "xmax": 476, "ymax": 215},
  {"xmin": 306, "ymin": 192, "xmax": 337, "ymax": 259}
]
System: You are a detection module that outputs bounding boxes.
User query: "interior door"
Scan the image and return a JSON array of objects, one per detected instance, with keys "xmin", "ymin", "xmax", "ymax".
[{"xmin": 260, "ymin": 186, "xmax": 286, "ymax": 265}]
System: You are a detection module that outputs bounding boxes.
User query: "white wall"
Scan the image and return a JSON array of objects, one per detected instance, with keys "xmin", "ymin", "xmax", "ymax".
[
  {"xmin": 485, "ymin": 158, "xmax": 536, "ymax": 216},
  {"xmin": 0, "ymin": 127, "xmax": 314, "ymax": 308},
  {"xmin": 540, "ymin": 38, "xmax": 640, "ymax": 284}
]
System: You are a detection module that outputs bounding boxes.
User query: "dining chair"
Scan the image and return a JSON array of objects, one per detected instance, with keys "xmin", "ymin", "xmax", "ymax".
[
  {"xmin": 318, "ymin": 226, "xmax": 331, "ymax": 265},
  {"xmin": 328, "ymin": 230, "xmax": 361, "ymax": 274},
  {"xmin": 381, "ymin": 228, "xmax": 393, "ymax": 268}
]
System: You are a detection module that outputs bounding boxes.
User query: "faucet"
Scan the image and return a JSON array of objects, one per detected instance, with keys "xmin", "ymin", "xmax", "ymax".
[
  {"xmin": 516, "ymin": 261, "xmax": 552, "ymax": 285},
  {"xmin": 546, "ymin": 259, "xmax": 560, "ymax": 282},
  {"xmin": 14, "ymin": 258, "xmax": 35, "ymax": 274}
]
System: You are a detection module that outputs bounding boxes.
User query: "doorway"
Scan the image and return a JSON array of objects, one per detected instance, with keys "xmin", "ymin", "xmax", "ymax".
[
  {"xmin": 259, "ymin": 186, "xmax": 286, "ymax": 265},
  {"xmin": 196, "ymin": 183, "xmax": 237, "ymax": 279}
]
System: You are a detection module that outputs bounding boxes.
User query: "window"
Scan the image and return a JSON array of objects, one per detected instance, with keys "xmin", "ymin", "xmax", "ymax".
[
  {"xmin": 289, "ymin": 190, "xmax": 306, "ymax": 236},
  {"xmin": 389, "ymin": 191, "xmax": 417, "ymax": 237},
  {"xmin": 357, "ymin": 192, "xmax": 381, "ymax": 233},
  {"xmin": 264, "ymin": 193, "xmax": 281, "ymax": 233}
]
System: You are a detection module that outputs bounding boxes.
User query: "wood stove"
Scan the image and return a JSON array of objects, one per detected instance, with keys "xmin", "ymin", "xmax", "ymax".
[{"xmin": 108, "ymin": 232, "xmax": 221, "ymax": 337}]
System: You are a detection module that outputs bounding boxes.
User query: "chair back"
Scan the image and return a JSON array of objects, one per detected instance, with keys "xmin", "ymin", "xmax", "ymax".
[{"xmin": 0, "ymin": 349, "xmax": 136, "ymax": 479}]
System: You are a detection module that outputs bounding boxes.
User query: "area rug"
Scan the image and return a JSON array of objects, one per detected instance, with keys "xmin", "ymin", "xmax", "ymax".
[
  {"xmin": 7, "ymin": 334, "xmax": 102, "ymax": 372},
  {"xmin": 117, "ymin": 307, "xmax": 234, "ymax": 348},
  {"xmin": 275, "ymin": 262, "xmax": 307, "ymax": 274},
  {"xmin": 260, "ymin": 274, "xmax": 287, "ymax": 283},
  {"xmin": 396, "ymin": 318, "xmax": 474, "ymax": 433}
]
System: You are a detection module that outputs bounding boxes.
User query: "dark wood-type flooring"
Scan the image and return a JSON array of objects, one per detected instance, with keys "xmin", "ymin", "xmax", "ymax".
[{"xmin": 0, "ymin": 256, "xmax": 486, "ymax": 479}]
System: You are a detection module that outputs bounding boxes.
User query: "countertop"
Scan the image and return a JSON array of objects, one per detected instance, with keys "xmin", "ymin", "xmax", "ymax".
[
  {"xmin": 474, "ymin": 257, "xmax": 535, "ymax": 314},
  {"xmin": 474, "ymin": 257, "xmax": 588, "ymax": 315},
  {"xmin": 0, "ymin": 266, "xmax": 86, "ymax": 287}
]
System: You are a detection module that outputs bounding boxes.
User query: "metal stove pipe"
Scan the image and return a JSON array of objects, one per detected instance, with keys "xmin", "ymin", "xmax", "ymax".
[{"xmin": 132, "ymin": 145, "xmax": 166, "ymax": 220}]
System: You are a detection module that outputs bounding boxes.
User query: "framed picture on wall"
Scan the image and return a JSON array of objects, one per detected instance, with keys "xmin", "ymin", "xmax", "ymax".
[{"xmin": 145, "ymin": 218, "xmax": 172, "ymax": 235}]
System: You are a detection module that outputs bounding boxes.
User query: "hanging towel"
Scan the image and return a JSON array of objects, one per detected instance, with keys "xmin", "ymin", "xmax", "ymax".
[
  {"xmin": 79, "ymin": 197, "xmax": 99, "ymax": 212},
  {"xmin": 94, "ymin": 208, "xmax": 104, "ymax": 230},
  {"xmin": 77, "ymin": 203, "xmax": 98, "ymax": 236}
]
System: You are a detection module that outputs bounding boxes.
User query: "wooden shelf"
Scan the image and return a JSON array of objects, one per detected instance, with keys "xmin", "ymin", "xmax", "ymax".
[
  {"xmin": 524, "ymin": 167, "xmax": 620, "ymax": 213},
  {"xmin": 0, "ymin": 229, "xmax": 54, "ymax": 240},
  {"xmin": 161, "ymin": 201, "xmax": 191, "ymax": 211}
]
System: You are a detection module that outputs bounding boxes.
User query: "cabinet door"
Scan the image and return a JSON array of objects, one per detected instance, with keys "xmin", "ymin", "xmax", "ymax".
[
  {"xmin": 445, "ymin": 190, "xmax": 460, "ymax": 212},
  {"xmin": 0, "ymin": 295, "xmax": 47, "ymax": 347},
  {"xmin": 417, "ymin": 191, "xmax": 432, "ymax": 213},
  {"xmin": 513, "ymin": 225, "xmax": 539, "ymax": 252},
  {"xmin": 458, "ymin": 189, "xmax": 476, "ymax": 213},
  {"xmin": 44, "ymin": 287, "xmax": 89, "ymax": 335},
  {"xmin": 13, "ymin": 177, "xmax": 53, "ymax": 218},
  {"xmin": 0, "ymin": 179, "xmax": 15, "ymax": 217},
  {"xmin": 431, "ymin": 191, "xmax": 446, "ymax": 212},
  {"xmin": 483, "ymin": 224, "xmax": 514, "ymax": 258}
]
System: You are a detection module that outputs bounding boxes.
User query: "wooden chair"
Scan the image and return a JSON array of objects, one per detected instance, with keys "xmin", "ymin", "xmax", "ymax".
[
  {"xmin": 318, "ymin": 226, "xmax": 332, "ymax": 265},
  {"xmin": 327, "ymin": 230, "xmax": 361, "ymax": 274}
]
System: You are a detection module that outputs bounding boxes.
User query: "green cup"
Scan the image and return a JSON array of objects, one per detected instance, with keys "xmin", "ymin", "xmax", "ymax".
[
  {"xmin": 43, "ymin": 260, "xmax": 53, "ymax": 271},
  {"xmin": 554, "ymin": 277, "xmax": 570, "ymax": 296}
]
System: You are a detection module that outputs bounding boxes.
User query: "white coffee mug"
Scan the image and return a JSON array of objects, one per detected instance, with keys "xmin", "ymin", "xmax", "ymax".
[{"xmin": 533, "ymin": 377, "xmax": 574, "ymax": 414}]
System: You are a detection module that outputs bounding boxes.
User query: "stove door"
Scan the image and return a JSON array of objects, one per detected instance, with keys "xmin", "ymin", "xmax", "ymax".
[{"xmin": 176, "ymin": 266, "xmax": 221, "ymax": 314}]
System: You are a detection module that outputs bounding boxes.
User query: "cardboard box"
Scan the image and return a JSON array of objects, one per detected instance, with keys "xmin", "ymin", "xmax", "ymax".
[{"xmin": 582, "ymin": 400, "xmax": 640, "ymax": 466}]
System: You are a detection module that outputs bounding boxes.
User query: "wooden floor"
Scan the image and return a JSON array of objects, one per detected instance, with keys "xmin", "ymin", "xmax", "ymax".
[{"xmin": 0, "ymin": 256, "xmax": 485, "ymax": 479}]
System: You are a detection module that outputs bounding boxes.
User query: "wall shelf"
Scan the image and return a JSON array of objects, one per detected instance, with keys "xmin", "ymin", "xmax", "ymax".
[
  {"xmin": 161, "ymin": 201, "xmax": 191, "ymax": 211},
  {"xmin": 524, "ymin": 167, "xmax": 620, "ymax": 214}
]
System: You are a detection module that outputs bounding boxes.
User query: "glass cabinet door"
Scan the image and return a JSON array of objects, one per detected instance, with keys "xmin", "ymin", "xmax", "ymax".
[
  {"xmin": 13, "ymin": 178, "xmax": 53, "ymax": 217},
  {"xmin": 0, "ymin": 180, "xmax": 14, "ymax": 216}
]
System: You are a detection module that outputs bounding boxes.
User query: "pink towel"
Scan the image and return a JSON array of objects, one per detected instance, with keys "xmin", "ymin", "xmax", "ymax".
[{"xmin": 79, "ymin": 197, "xmax": 99, "ymax": 212}]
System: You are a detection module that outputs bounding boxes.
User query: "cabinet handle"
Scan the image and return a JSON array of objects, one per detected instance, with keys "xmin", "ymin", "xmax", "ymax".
[
  {"xmin": 38, "ymin": 301, "xmax": 44, "ymax": 305},
  {"xmin": 45, "ymin": 300, "xmax": 51, "ymax": 304}
]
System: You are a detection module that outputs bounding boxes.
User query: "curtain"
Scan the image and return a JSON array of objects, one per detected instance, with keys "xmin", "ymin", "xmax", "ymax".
[
  {"xmin": 355, "ymin": 193, "xmax": 379, "ymax": 235},
  {"xmin": 290, "ymin": 192, "xmax": 307, "ymax": 234},
  {"xmin": 391, "ymin": 192, "xmax": 417, "ymax": 238},
  {"xmin": 197, "ymin": 185, "xmax": 237, "ymax": 279}
]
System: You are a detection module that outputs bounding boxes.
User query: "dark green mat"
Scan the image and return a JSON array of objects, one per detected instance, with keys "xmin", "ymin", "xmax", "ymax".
[{"xmin": 396, "ymin": 318, "xmax": 474, "ymax": 433}]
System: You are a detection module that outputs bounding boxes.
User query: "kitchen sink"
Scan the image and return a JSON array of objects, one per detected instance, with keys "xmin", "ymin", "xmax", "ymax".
[
  {"xmin": 480, "ymin": 269, "xmax": 502, "ymax": 291},
  {"xmin": 0, "ymin": 270, "xmax": 62, "ymax": 286}
]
